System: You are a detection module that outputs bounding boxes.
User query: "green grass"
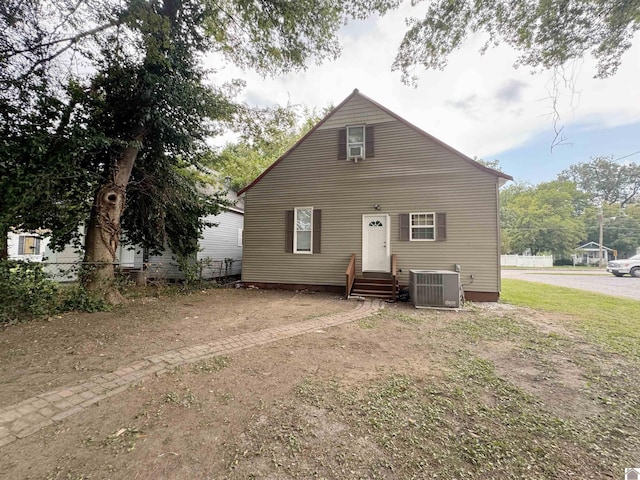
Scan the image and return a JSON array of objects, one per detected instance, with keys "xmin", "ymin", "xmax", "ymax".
[
  {"xmin": 502, "ymin": 278, "xmax": 640, "ymax": 359},
  {"xmin": 264, "ymin": 363, "xmax": 591, "ymax": 478}
]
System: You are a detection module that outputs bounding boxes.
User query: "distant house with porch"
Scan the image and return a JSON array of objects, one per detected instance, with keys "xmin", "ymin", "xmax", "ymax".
[{"xmin": 573, "ymin": 242, "xmax": 614, "ymax": 265}]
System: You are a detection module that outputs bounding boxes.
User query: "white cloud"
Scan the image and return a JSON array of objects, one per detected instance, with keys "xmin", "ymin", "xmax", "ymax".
[{"xmin": 206, "ymin": 5, "xmax": 640, "ymax": 159}]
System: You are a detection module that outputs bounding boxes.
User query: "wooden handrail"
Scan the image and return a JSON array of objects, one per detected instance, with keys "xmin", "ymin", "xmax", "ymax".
[
  {"xmin": 391, "ymin": 254, "xmax": 398, "ymax": 301},
  {"xmin": 345, "ymin": 253, "xmax": 356, "ymax": 298}
]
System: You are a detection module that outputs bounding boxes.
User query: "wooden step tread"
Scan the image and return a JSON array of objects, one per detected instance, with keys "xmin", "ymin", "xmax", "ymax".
[
  {"xmin": 350, "ymin": 292, "xmax": 394, "ymax": 298},
  {"xmin": 351, "ymin": 289, "xmax": 394, "ymax": 296},
  {"xmin": 352, "ymin": 284, "xmax": 395, "ymax": 291},
  {"xmin": 354, "ymin": 278, "xmax": 394, "ymax": 284}
]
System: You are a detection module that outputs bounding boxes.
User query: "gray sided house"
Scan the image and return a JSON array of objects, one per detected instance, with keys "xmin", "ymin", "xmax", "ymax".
[{"xmin": 239, "ymin": 90, "xmax": 512, "ymax": 302}]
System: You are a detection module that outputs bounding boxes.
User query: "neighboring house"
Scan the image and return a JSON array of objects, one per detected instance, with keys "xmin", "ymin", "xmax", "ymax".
[
  {"xmin": 142, "ymin": 190, "xmax": 244, "ymax": 281},
  {"xmin": 238, "ymin": 89, "xmax": 512, "ymax": 301},
  {"xmin": 9, "ymin": 190, "xmax": 244, "ymax": 282},
  {"xmin": 7, "ymin": 231, "xmax": 50, "ymax": 262},
  {"xmin": 573, "ymin": 241, "xmax": 614, "ymax": 265}
]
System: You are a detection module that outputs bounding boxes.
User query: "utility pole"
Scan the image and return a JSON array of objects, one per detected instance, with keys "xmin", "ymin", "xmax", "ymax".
[{"xmin": 598, "ymin": 204, "xmax": 604, "ymax": 268}]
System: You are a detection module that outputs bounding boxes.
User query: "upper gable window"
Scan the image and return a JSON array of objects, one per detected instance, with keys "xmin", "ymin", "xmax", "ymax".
[
  {"xmin": 338, "ymin": 126, "xmax": 374, "ymax": 160},
  {"xmin": 347, "ymin": 126, "xmax": 365, "ymax": 159}
]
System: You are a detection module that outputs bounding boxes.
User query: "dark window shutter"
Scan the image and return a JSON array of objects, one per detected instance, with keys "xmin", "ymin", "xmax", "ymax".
[
  {"xmin": 338, "ymin": 129, "xmax": 347, "ymax": 160},
  {"xmin": 285, "ymin": 210, "xmax": 294, "ymax": 253},
  {"xmin": 18, "ymin": 236, "xmax": 25, "ymax": 255},
  {"xmin": 436, "ymin": 213, "xmax": 447, "ymax": 241},
  {"xmin": 365, "ymin": 126, "xmax": 374, "ymax": 158},
  {"xmin": 35, "ymin": 238, "xmax": 41, "ymax": 255},
  {"xmin": 313, "ymin": 209, "xmax": 322, "ymax": 254},
  {"xmin": 399, "ymin": 214, "xmax": 410, "ymax": 241}
]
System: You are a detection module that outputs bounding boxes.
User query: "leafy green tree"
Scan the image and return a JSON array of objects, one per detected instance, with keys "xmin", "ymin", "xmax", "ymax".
[
  {"xmin": 1, "ymin": 0, "xmax": 398, "ymax": 302},
  {"xmin": 501, "ymin": 181, "xmax": 586, "ymax": 257},
  {"xmin": 393, "ymin": 0, "xmax": 640, "ymax": 84},
  {"xmin": 558, "ymin": 156, "xmax": 640, "ymax": 207},
  {"xmin": 206, "ymin": 105, "xmax": 326, "ymax": 190},
  {"xmin": 582, "ymin": 203, "xmax": 640, "ymax": 258},
  {"xmin": 475, "ymin": 158, "xmax": 504, "ymax": 172},
  {"xmin": 557, "ymin": 157, "xmax": 640, "ymax": 259},
  {"xmin": 0, "ymin": 80, "xmax": 93, "ymax": 260},
  {"xmin": 500, "ymin": 182, "xmax": 532, "ymax": 254}
]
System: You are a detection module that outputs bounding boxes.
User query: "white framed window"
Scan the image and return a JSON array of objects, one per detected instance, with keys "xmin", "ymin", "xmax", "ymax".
[
  {"xmin": 410, "ymin": 213, "xmax": 435, "ymax": 241},
  {"xmin": 237, "ymin": 228, "xmax": 243, "ymax": 247},
  {"xmin": 347, "ymin": 125, "xmax": 365, "ymax": 158},
  {"xmin": 294, "ymin": 207, "xmax": 313, "ymax": 253}
]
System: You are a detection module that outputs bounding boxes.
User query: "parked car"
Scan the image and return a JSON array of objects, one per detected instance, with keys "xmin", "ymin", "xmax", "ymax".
[{"xmin": 607, "ymin": 254, "xmax": 640, "ymax": 277}]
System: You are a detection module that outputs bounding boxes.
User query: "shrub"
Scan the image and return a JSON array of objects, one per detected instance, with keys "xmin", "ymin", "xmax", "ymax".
[
  {"xmin": 553, "ymin": 258, "xmax": 574, "ymax": 266},
  {"xmin": 56, "ymin": 286, "xmax": 108, "ymax": 313},
  {"xmin": 0, "ymin": 260, "xmax": 109, "ymax": 324},
  {"xmin": 0, "ymin": 260, "xmax": 59, "ymax": 323}
]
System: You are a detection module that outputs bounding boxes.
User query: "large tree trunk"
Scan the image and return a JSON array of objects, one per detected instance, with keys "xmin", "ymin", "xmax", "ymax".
[
  {"xmin": 82, "ymin": 135, "xmax": 142, "ymax": 304},
  {"xmin": 0, "ymin": 224, "xmax": 8, "ymax": 261}
]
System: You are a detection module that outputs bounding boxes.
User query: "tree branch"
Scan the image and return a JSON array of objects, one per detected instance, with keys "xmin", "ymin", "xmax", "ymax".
[{"xmin": 5, "ymin": 19, "xmax": 120, "ymax": 58}]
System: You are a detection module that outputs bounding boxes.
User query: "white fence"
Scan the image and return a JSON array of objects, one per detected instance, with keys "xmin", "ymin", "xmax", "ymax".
[{"xmin": 501, "ymin": 254, "xmax": 553, "ymax": 268}]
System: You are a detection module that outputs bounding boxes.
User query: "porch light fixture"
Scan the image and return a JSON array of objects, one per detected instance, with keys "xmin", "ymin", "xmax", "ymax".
[{"xmin": 373, "ymin": 204, "xmax": 381, "ymax": 210}]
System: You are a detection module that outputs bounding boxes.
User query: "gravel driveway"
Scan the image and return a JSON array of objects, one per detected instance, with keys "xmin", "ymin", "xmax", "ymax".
[{"xmin": 502, "ymin": 269, "xmax": 640, "ymax": 301}]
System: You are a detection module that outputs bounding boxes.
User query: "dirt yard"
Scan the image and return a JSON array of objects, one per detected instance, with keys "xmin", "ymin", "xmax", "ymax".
[{"xmin": 2, "ymin": 287, "xmax": 639, "ymax": 479}]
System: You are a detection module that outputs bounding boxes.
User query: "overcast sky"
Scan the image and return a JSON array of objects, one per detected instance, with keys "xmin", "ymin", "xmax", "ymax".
[{"xmin": 207, "ymin": 3, "xmax": 640, "ymax": 185}]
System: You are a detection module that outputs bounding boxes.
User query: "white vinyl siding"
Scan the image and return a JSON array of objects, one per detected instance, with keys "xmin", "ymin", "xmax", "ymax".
[{"xmin": 197, "ymin": 210, "xmax": 244, "ymax": 277}]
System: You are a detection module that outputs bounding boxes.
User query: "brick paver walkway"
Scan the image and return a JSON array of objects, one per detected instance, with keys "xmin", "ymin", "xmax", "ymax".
[{"xmin": 0, "ymin": 298, "xmax": 381, "ymax": 447}]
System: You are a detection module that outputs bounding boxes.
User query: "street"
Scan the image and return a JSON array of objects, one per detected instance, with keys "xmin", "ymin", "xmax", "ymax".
[{"xmin": 502, "ymin": 269, "xmax": 640, "ymax": 301}]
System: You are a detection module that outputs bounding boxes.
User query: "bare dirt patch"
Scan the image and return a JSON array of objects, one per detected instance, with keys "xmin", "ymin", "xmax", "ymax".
[
  {"xmin": 2, "ymin": 294, "xmax": 639, "ymax": 479},
  {"xmin": 0, "ymin": 288, "xmax": 352, "ymax": 406}
]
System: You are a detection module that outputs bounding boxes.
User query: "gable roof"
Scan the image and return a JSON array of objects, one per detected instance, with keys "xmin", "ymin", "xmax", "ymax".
[
  {"xmin": 238, "ymin": 89, "xmax": 513, "ymax": 195},
  {"xmin": 576, "ymin": 241, "xmax": 614, "ymax": 251}
]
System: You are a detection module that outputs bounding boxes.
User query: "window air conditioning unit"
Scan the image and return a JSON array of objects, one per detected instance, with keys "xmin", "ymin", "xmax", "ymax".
[
  {"xmin": 409, "ymin": 270, "xmax": 461, "ymax": 308},
  {"xmin": 348, "ymin": 145, "xmax": 363, "ymax": 161}
]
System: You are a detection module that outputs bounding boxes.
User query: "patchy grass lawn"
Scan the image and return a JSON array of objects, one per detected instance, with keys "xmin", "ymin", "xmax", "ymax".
[
  {"xmin": 2, "ymin": 287, "xmax": 640, "ymax": 479},
  {"xmin": 502, "ymin": 278, "xmax": 640, "ymax": 360}
]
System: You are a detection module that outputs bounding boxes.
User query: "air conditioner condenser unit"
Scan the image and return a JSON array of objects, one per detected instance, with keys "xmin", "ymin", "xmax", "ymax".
[{"xmin": 409, "ymin": 270, "xmax": 461, "ymax": 308}]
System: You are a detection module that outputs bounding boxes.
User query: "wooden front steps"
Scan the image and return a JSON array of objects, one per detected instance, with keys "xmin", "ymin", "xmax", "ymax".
[{"xmin": 350, "ymin": 277, "xmax": 397, "ymax": 299}]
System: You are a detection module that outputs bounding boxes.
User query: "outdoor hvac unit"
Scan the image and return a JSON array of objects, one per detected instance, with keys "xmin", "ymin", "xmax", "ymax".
[{"xmin": 409, "ymin": 270, "xmax": 461, "ymax": 308}]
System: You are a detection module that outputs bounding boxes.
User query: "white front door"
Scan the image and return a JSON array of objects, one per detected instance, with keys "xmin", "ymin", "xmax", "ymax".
[{"xmin": 362, "ymin": 214, "xmax": 390, "ymax": 272}]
